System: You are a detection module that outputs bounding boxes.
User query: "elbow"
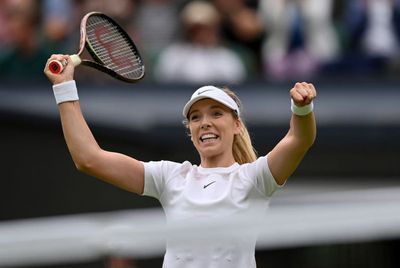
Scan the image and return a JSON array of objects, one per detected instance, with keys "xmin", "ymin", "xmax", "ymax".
[
  {"xmin": 70, "ymin": 147, "xmax": 103, "ymax": 173},
  {"xmin": 74, "ymin": 161, "xmax": 87, "ymax": 172},
  {"xmin": 73, "ymin": 155, "xmax": 97, "ymax": 174},
  {"xmin": 74, "ymin": 160, "xmax": 89, "ymax": 173}
]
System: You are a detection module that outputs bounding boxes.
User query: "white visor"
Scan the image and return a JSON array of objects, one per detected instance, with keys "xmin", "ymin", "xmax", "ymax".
[{"xmin": 183, "ymin": 86, "xmax": 240, "ymax": 118}]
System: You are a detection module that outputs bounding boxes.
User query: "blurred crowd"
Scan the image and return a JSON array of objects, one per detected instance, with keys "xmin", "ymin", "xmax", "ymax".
[{"xmin": 1, "ymin": 0, "xmax": 400, "ymax": 84}]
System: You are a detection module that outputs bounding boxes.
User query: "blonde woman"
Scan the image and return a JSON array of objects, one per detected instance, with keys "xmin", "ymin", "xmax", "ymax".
[{"xmin": 44, "ymin": 54, "xmax": 316, "ymax": 268}]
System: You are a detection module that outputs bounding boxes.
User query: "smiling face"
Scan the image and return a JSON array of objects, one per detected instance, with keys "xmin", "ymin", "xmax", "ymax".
[{"xmin": 187, "ymin": 98, "xmax": 242, "ymax": 167}]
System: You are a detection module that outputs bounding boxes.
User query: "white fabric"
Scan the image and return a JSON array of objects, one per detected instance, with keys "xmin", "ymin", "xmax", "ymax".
[
  {"xmin": 259, "ymin": 0, "xmax": 339, "ymax": 62},
  {"xmin": 154, "ymin": 43, "xmax": 246, "ymax": 84},
  {"xmin": 142, "ymin": 156, "xmax": 282, "ymax": 268},
  {"xmin": 182, "ymin": 85, "xmax": 240, "ymax": 118},
  {"xmin": 363, "ymin": 0, "xmax": 398, "ymax": 57},
  {"xmin": 52, "ymin": 80, "xmax": 79, "ymax": 104},
  {"xmin": 291, "ymin": 99, "xmax": 314, "ymax": 116}
]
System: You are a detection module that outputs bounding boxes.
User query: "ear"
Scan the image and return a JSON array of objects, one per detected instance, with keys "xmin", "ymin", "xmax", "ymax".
[
  {"xmin": 234, "ymin": 118, "xmax": 243, "ymax": 135},
  {"xmin": 183, "ymin": 120, "xmax": 193, "ymax": 141},
  {"xmin": 186, "ymin": 126, "xmax": 194, "ymax": 142}
]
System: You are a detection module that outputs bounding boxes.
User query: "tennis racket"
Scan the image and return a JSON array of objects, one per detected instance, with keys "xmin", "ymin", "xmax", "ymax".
[{"xmin": 49, "ymin": 12, "xmax": 145, "ymax": 83}]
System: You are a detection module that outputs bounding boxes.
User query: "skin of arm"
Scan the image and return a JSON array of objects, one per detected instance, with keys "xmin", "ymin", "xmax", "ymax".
[
  {"xmin": 267, "ymin": 82, "xmax": 317, "ymax": 186},
  {"xmin": 44, "ymin": 55, "xmax": 145, "ymax": 194}
]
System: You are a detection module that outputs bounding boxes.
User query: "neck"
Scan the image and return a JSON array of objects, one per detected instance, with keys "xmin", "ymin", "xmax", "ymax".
[{"xmin": 200, "ymin": 154, "xmax": 236, "ymax": 168}]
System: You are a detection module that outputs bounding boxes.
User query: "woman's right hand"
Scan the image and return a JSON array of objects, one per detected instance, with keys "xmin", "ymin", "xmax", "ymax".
[{"xmin": 44, "ymin": 54, "xmax": 75, "ymax": 85}]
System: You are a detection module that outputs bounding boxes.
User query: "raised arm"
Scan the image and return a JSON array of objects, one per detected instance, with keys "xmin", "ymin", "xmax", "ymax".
[
  {"xmin": 44, "ymin": 54, "xmax": 144, "ymax": 194},
  {"xmin": 267, "ymin": 82, "xmax": 317, "ymax": 185}
]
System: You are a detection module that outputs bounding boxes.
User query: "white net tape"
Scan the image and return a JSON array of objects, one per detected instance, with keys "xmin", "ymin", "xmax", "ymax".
[{"xmin": 1, "ymin": 186, "xmax": 400, "ymax": 266}]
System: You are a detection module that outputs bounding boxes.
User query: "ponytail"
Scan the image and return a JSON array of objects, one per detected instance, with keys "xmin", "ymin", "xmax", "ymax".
[
  {"xmin": 232, "ymin": 123, "xmax": 257, "ymax": 164},
  {"xmin": 222, "ymin": 88, "xmax": 257, "ymax": 164}
]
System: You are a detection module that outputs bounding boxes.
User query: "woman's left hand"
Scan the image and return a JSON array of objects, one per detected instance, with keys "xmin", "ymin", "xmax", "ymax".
[{"xmin": 290, "ymin": 82, "xmax": 317, "ymax": 107}]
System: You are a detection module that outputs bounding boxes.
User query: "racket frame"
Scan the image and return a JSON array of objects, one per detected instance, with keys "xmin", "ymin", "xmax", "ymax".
[{"xmin": 49, "ymin": 11, "xmax": 145, "ymax": 83}]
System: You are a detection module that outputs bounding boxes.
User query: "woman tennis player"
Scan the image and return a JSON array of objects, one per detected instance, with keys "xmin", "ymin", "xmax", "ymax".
[{"xmin": 44, "ymin": 54, "xmax": 316, "ymax": 268}]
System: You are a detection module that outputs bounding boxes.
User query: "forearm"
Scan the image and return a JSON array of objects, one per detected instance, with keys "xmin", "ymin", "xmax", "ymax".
[
  {"xmin": 267, "ymin": 82, "xmax": 317, "ymax": 185},
  {"xmin": 288, "ymin": 112, "xmax": 316, "ymax": 150},
  {"xmin": 58, "ymin": 101, "xmax": 101, "ymax": 169}
]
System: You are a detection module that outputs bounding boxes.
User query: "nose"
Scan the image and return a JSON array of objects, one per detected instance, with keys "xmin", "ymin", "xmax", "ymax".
[
  {"xmin": 201, "ymin": 123, "xmax": 211, "ymax": 130},
  {"xmin": 200, "ymin": 115, "xmax": 211, "ymax": 129}
]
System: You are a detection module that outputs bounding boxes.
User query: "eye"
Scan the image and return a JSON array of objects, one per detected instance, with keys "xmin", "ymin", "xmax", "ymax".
[
  {"xmin": 212, "ymin": 110, "xmax": 223, "ymax": 117},
  {"xmin": 189, "ymin": 114, "xmax": 200, "ymax": 121}
]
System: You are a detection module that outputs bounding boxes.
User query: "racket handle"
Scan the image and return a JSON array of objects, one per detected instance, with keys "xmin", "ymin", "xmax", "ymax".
[
  {"xmin": 49, "ymin": 60, "xmax": 66, "ymax": 74},
  {"xmin": 49, "ymin": 55, "xmax": 82, "ymax": 74}
]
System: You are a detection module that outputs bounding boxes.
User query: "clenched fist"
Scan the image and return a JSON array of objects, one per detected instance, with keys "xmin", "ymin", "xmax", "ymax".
[
  {"xmin": 44, "ymin": 54, "xmax": 75, "ymax": 85},
  {"xmin": 290, "ymin": 82, "xmax": 317, "ymax": 107}
]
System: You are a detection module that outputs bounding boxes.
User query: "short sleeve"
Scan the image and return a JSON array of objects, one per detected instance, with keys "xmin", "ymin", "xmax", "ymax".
[
  {"xmin": 242, "ymin": 156, "xmax": 283, "ymax": 197},
  {"xmin": 142, "ymin": 160, "xmax": 181, "ymax": 200}
]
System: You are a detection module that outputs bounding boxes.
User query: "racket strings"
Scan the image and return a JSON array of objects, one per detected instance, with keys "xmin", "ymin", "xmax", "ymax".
[
  {"xmin": 86, "ymin": 15, "xmax": 144, "ymax": 79},
  {"xmin": 90, "ymin": 41, "xmax": 143, "ymax": 68},
  {"xmin": 87, "ymin": 18, "xmax": 141, "ymax": 63},
  {"xmin": 88, "ymin": 24, "xmax": 142, "ymax": 75}
]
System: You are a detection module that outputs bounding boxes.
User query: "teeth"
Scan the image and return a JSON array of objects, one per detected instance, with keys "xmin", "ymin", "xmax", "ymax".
[
  {"xmin": 202, "ymin": 134, "xmax": 217, "ymax": 139},
  {"xmin": 200, "ymin": 134, "xmax": 218, "ymax": 141}
]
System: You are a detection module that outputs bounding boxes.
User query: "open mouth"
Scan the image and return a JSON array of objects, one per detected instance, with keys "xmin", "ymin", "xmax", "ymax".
[{"xmin": 200, "ymin": 133, "xmax": 219, "ymax": 143}]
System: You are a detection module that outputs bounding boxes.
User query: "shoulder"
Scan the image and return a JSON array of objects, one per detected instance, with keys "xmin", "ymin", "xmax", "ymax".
[
  {"xmin": 237, "ymin": 156, "xmax": 275, "ymax": 183},
  {"xmin": 239, "ymin": 155, "xmax": 283, "ymax": 196},
  {"xmin": 142, "ymin": 160, "xmax": 196, "ymax": 198},
  {"xmin": 143, "ymin": 160, "xmax": 195, "ymax": 178},
  {"xmin": 238, "ymin": 156, "xmax": 267, "ymax": 171}
]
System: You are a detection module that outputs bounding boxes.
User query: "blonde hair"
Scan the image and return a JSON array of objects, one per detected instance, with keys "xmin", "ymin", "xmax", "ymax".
[
  {"xmin": 184, "ymin": 87, "xmax": 257, "ymax": 164},
  {"xmin": 222, "ymin": 87, "xmax": 257, "ymax": 164}
]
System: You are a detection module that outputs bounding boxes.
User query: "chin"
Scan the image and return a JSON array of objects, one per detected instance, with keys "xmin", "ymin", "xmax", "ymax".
[{"xmin": 199, "ymin": 147, "xmax": 224, "ymax": 159}]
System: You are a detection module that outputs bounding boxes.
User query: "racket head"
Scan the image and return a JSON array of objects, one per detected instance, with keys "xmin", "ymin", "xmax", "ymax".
[{"xmin": 81, "ymin": 12, "xmax": 145, "ymax": 83}]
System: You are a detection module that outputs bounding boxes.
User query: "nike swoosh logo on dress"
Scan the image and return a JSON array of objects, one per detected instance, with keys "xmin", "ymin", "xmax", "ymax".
[{"xmin": 203, "ymin": 181, "xmax": 216, "ymax": 189}]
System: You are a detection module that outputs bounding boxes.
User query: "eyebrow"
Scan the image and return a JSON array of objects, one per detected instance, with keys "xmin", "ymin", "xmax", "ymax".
[
  {"xmin": 189, "ymin": 105, "xmax": 225, "ymax": 116},
  {"xmin": 210, "ymin": 105, "xmax": 224, "ymax": 110}
]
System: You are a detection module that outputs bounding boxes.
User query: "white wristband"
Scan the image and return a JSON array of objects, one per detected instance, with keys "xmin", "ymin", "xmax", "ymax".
[
  {"xmin": 52, "ymin": 80, "xmax": 79, "ymax": 104},
  {"xmin": 291, "ymin": 99, "xmax": 314, "ymax": 116}
]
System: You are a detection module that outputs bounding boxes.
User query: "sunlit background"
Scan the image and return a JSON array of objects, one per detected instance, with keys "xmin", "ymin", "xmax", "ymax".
[{"xmin": 1, "ymin": 0, "xmax": 400, "ymax": 267}]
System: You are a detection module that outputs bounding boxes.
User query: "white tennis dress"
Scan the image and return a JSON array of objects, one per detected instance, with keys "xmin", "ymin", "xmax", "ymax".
[{"xmin": 142, "ymin": 156, "xmax": 282, "ymax": 268}]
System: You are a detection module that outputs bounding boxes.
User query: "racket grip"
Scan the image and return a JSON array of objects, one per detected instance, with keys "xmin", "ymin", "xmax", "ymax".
[
  {"xmin": 49, "ymin": 55, "xmax": 82, "ymax": 74},
  {"xmin": 49, "ymin": 60, "xmax": 67, "ymax": 74}
]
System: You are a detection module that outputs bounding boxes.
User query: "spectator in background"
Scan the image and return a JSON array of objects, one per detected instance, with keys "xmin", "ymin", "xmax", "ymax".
[
  {"xmin": 0, "ymin": 0, "xmax": 12, "ymax": 50},
  {"xmin": 75, "ymin": 0, "xmax": 138, "ymax": 37},
  {"xmin": 153, "ymin": 1, "xmax": 247, "ymax": 84},
  {"xmin": 393, "ymin": 0, "xmax": 400, "ymax": 73},
  {"xmin": 395, "ymin": 0, "xmax": 400, "ymax": 39},
  {"xmin": 335, "ymin": 0, "xmax": 400, "ymax": 74},
  {"xmin": 0, "ymin": 0, "xmax": 52, "ymax": 81},
  {"xmin": 259, "ymin": 0, "xmax": 339, "ymax": 81},
  {"xmin": 211, "ymin": 0, "xmax": 264, "ymax": 76},
  {"xmin": 360, "ymin": 0, "xmax": 399, "ymax": 68},
  {"xmin": 42, "ymin": 0, "xmax": 75, "ymax": 52},
  {"xmin": 135, "ymin": 0, "xmax": 179, "ymax": 74}
]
